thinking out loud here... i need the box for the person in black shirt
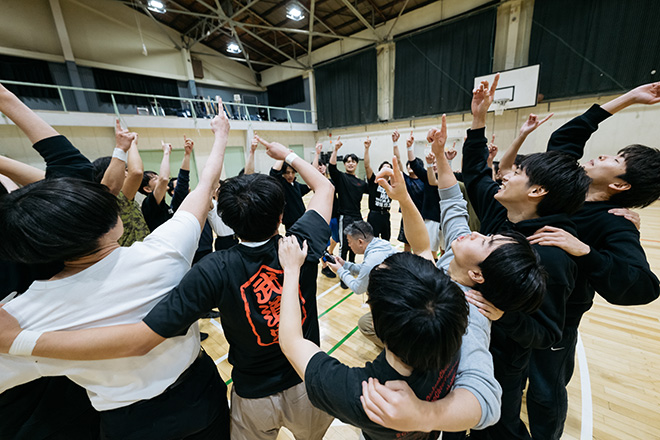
[138,141,174,232]
[363,136,392,240]
[520,82,660,440]
[270,158,311,231]
[328,137,368,268]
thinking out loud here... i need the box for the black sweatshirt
[547,104,660,326]
[328,163,367,217]
[408,157,441,222]
[462,127,577,371]
[270,167,310,228]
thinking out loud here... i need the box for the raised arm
[376,157,433,261]
[177,105,230,227]
[101,120,136,196]
[425,152,438,186]
[0,155,45,186]
[391,130,403,170]
[257,136,334,224]
[245,135,258,175]
[277,236,321,379]
[329,136,341,166]
[152,141,171,204]
[405,131,415,163]
[428,115,456,190]
[363,137,373,180]
[499,113,553,175]
[328,137,343,182]
[312,142,323,170]
[0,82,58,143]
[122,135,144,201]
[170,136,193,211]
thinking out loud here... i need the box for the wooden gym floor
[199,197,660,440]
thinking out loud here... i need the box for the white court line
[214,353,229,365]
[576,331,593,440]
[317,282,341,301]
[209,318,223,334]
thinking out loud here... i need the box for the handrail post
[57,87,67,112]
[110,94,121,120]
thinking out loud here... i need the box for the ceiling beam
[213,1,257,76]
[364,0,388,22]
[185,0,260,47]
[385,0,410,40]
[307,0,315,59]
[339,0,379,38]
[233,22,309,69]
[231,21,378,42]
[239,7,308,55]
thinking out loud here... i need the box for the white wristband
[407,146,414,152]
[392,141,398,148]
[9,329,42,356]
[284,152,299,165]
[112,148,128,163]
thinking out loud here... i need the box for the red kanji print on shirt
[240,264,307,346]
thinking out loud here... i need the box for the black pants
[0,377,99,440]
[339,214,361,263]
[526,325,578,440]
[100,350,230,440]
[367,210,391,240]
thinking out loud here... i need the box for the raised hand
[608,208,641,230]
[183,135,194,154]
[427,114,447,160]
[334,136,343,151]
[406,131,414,149]
[425,151,436,165]
[315,142,323,155]
[255,135,291,161]
[210,98,230,136]
[471,73,500,118]
[360,378,432,432]
[115,119,136,152]
[392,130,400,143]
[376,156,408,202]
[445,143,457,161]
[465,290,504,321]
[628,81,660,105]
[161,140,172,155]
[250,136,259,153]
[487,144,498,162]
[364,136,372,149]
[519,113,554,137]
[528,225,590,256]
[278,236,308,270]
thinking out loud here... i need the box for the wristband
[392,141,398,148]
[112,148,128,163]
[284,152,299,165]
[9,329,42,356]
[407,146,414,152]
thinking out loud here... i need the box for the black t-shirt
[270,168,311,229]
[306,351,458,440]
[367,174,391,212]
[144,210,330,398]
[141,193,173,232]
[408,158,440,222]
[328,163,368,217]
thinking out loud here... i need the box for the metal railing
[0,79,315,125]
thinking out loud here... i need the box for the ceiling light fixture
[147,0,166,13]
[286,3,305,21]
[227,42,242,54]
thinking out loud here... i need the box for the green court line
[225,378,233,386]
[318,291,354,318]
[327,326,360,355]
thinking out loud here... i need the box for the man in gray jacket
[326,220,397,346]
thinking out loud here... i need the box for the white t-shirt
[1,211,202,411]
[207,199,235,237]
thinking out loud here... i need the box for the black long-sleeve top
[408,157,441,222]
[547,104,660,326]
[328,163,367,218]
[270,167,310,229]
[171,169,213,254]
[462,127,577,371]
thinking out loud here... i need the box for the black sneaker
[340,280,348,289]
[200,332,209,342]
[321,266,336,278]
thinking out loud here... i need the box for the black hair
[92,156,112,184]
[610,144,660,208]
[216,174,284,241]
[0,181,7,197]
[0,178,120,264]
[378,161,392,171]
[368,252,468,372]
[138,171,157,195]
[519,151,591,217]
[477,231,547,314]
[342,153,359,163]
[281,163,296,174]
[344,220,374,241]
[167,177,177,197]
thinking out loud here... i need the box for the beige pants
[230,381,333,440]
[358,312,384,349]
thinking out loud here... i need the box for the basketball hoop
[492,98,510,116]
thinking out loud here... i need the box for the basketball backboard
[474,64,540,114]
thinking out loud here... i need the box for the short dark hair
[138,171,157,195]
[0,181,7,197]
[167,177,177,197]
[91,156,112,184]
[0,178,120,264]
[610,144,660,208]
[477,231,547,314]
[344,220,374,241]
[368,252,468,372]
[342,153,359,163]
[519,151,591,217]
[378,161,392,171]
[216,174,284,241]
[281,162,296,174]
